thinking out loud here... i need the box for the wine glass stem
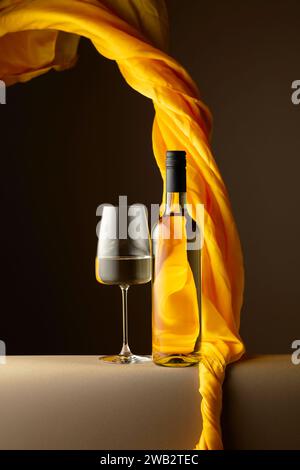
[120,285,132,357]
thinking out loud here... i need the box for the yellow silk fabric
[0,0,245,449]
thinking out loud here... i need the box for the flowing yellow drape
[0,0,245,449]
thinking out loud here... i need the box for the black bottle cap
[166,150,186,192]
[166,150,186,168]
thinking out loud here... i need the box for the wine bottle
[152,150,202,367]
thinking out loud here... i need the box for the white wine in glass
[96,204,152,364]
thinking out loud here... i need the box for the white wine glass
[96,204,152,364]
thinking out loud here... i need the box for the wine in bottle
[152,150,202,367]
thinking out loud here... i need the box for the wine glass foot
[99,354,152,364]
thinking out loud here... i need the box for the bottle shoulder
[152,214,202,249]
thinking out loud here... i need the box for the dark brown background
[0,0,299,355]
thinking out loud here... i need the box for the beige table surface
[223,354,300,449]
[1,355,298,450]
[0,356,202,450]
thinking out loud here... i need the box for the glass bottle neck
[164,192,187,215]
